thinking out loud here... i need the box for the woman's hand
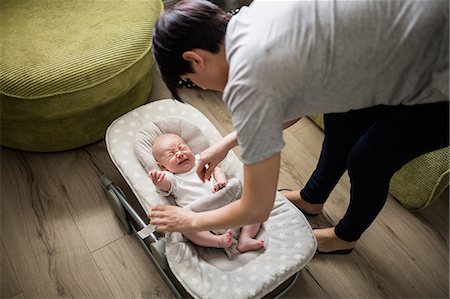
[196,131,238,181]
[196,143,229,181]
[149,205,198,232]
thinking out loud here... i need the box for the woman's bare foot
[216,229,233,248]
[314,227,356,253]
[280,190,324,215]
[236,238,264,253]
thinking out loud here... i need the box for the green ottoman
[308,114,449,211]
[0,0,163,152]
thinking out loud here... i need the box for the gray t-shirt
[223,0,448,165]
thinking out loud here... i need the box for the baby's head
[152,133,196,174]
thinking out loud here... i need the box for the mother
[149,0,448,254]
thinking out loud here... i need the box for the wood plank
[358,197,448,297]
[148,66,172,101]
[418,187,449,245]
[29,147,125,252]
[82,140,149,226]
[11,293,24,299]
[92,234,174,299]
[0,240,21,298]
[0,148,113,298]
[282,268,328,298]
[279,118,324,190]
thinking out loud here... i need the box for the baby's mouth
[178,158,189,166]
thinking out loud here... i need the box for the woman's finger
[154,225,165,232]
[149,217,163,225]
[147,205,196,232]
[150,219,174,232]
[204,166,214,181]
[196,160,210,181]
[148,211,163,219]
[149,205,169,213]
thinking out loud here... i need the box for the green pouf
[0,0,163,152]
[389,147,449,211]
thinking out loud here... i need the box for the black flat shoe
[316,248,354,255]
[278,188,321,216]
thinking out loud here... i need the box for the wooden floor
[1,66,448,299]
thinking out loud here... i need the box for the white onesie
[156,155,242,213]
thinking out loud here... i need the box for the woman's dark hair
[152,0,230,101]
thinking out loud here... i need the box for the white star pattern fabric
[105,99,316,299]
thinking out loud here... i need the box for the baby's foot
[216,229,233,248]
[236,238,264,253]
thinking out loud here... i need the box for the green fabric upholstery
[308,114,449,211]
[0,0,163,151]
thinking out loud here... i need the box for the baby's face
[153,134,195,174]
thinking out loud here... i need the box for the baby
[149,133,264,253]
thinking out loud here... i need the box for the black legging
[300,101,449,242]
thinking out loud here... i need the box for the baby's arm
[212,166,227,192]
[149,170,172,193]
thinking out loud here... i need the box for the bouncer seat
[103,99,317,299]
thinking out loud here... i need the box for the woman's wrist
[190,211,203,232]
[222,131,238,151]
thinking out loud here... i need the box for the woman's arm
[195,120,296,182]
[149,153,280,232]
[195,153,280,228]
[283,118,301,129]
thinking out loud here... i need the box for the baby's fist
[213,181,227,192]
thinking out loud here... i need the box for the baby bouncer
[101,99,316,299]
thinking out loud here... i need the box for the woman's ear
[182,50,205,70]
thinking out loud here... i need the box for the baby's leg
[236,223,264,252]
[184,229,233,248]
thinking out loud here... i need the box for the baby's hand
[149,170,171,193]
[149,170,166,186]
[213,180,227,192]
